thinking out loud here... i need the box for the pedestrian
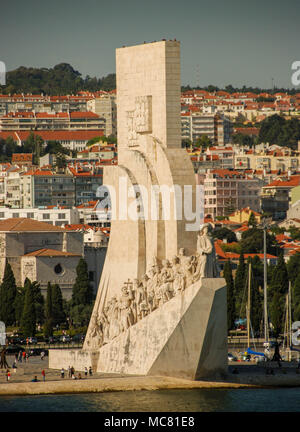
[84,367,88,377]
[68,365,71,378]
[40,351,45,361]
[78,373,82,380]
[31,376,39,382]
[26,352,29,363]
[41,370,45,382]
[89,366,92,376]
[6,369,10,381]
[22,351,26,363]
[12,360,17,369]
[18,350,22,363]
[61,368,65,379]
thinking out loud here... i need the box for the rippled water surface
[1,388,300,412]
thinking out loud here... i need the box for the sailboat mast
[263,225,269,343]
[247,262,251,348]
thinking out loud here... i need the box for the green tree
[31,281,44,324]
[287,252,300,285]
[269,253,289,336]
[0,261,17,325]
[14,286,25,326]
[212,227,237,243]
[51,284,66,327]
[292,272,300,322]
[234,252,247,316]
[224,260,235,331]
[20,279,36,337]
[71,259,94,306]
[248,212,257,228]
[44,282,53,337]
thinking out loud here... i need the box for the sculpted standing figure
[194,223,219,279]
[118,282,135,332]
[159,259,174,305]
[171,255,185,294]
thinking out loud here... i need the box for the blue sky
[1,0,300,88]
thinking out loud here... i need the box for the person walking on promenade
[89,366,92,376]
[41,370,45,382]
[61,368,65,379]
[22,351,26,363]
[71,366,75,379]
[18,350,22,363]
[84,367,88,377]
[68,365,71,378]
[6,369,11,381]
[40,351,45,361]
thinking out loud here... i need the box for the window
[58,213,66,219]
[43,214,50,220]
[27,213,34,218]
[0,212,4,218]
[54,263,63,274]
[12,213,19,218]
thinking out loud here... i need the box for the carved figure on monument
[193,223,219,279]
[107,296,120,340]
[158,259,174,305]
[118,282,135,332]
[171,255,185,294]
[89,313,103,348]
[145,268,157,312]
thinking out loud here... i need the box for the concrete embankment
[2,373,300,396]
[0,375,262,396]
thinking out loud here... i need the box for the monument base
[49,278,227,380]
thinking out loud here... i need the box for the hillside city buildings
[1,87,300,298]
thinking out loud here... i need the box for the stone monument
[49,40,227,380]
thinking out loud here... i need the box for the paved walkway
[2,355,300,396]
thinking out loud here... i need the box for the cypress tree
[31,281,44,324]
[234,251,246,316]
[248,212,257,228]
[293,272,300,321]
[44,282,53,337]
[14,286,25,326]
[72,258,93,306]
[269,252,289,336]
[20,279,36,337]
[52,284,65,326]
[224,260,235,331]
[0,261,17,326]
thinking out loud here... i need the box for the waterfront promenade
[1,355,300,396]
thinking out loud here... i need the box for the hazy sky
[1,0,300,88]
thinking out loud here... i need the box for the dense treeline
[0,63,116,95]
[258,115,300,149]
[0,258,94,337]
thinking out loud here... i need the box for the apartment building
[260,175,300,220]
[0,111,105,132]
[67,164,103,205]
[181,113,232,145]
[197,169,262,218]
[87,94,117,136]
[0,206,80,226]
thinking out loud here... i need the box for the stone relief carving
[86,224,219,349]
[126,95,152,147]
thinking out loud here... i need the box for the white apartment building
[181,113,232,145]
[0,207,80,226]
[87,94,117,136]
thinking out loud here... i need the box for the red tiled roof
[0,218,67,232]
[24,248,80,257]
[15,130,104,142]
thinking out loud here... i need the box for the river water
[0,388,300,412]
